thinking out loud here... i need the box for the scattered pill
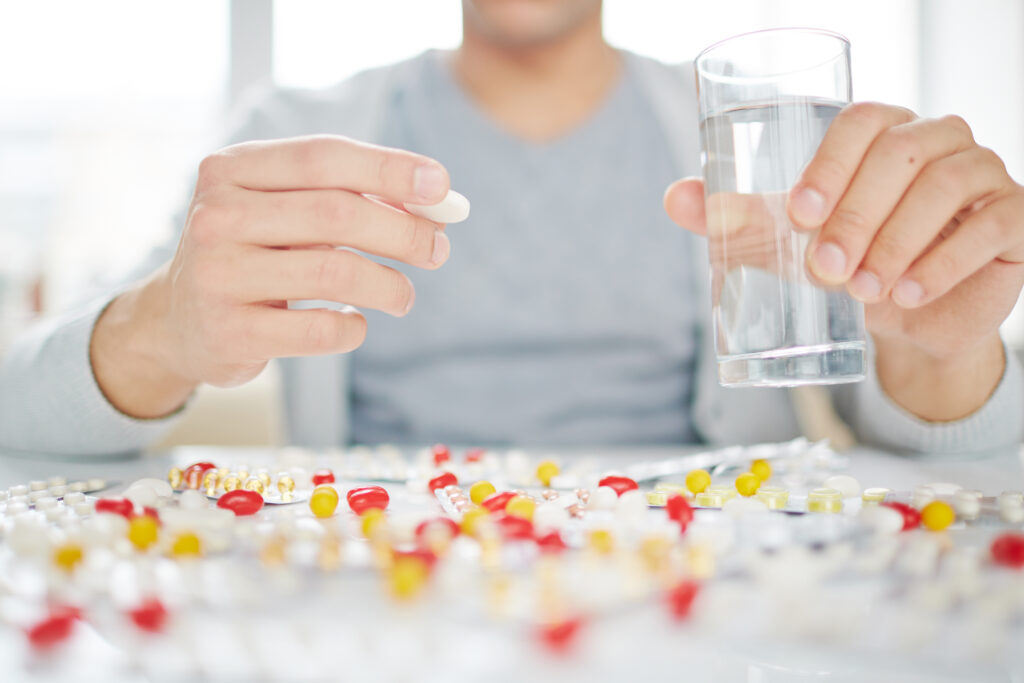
[310,486,339,518]
[403,189,471,224]
[920,501,955,531]
[735,472,761,497]
[685,469,711,494]
[823,475,861,499]
[750,459,772,481]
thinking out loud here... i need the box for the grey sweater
[1,51,1021,456]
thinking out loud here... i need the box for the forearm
[873,333,1005,422]
[90,269,197,419]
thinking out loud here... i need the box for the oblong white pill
[403,190,470,224]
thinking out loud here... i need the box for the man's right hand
[90,135,452,419]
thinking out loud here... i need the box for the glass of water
[696,28,865,387]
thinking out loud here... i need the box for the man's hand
[665,102,1024,421]
[91,135,453,419]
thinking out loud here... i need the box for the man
[1,0,1021,454]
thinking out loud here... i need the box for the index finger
[788,102,916,229]
[209,135,450,205]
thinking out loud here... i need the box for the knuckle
[382,268,414,313]
[319,190,356,226]
[927,247,960,281]
[400,217,434,262]
[939,113,974,142]
[843,101,888,128]
[807,155,850,190]
[314,251,353,293]
[866,229,911,270]
[829,205,871,238]
[196,153,227,189]
[924,160,968,197]
[303,313,343,353]
[977,146,1008,175]
[878,126,922,163]
[188,201,235,246]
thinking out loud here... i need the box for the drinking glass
[696,28,866,386]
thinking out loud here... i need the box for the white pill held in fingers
[403,190,470,224]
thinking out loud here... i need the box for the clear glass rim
[696,27,850,83]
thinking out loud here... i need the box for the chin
[463,0,602,47]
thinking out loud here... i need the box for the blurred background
[1,0,1022,445]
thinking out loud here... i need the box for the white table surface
[1,444,1022,683]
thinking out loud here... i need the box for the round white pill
[179,489,207,510]
[47,476,67,487]
[86,478,107,491]
[68,481,88,493]
[823,475,861,499]
[63,492,86,506]
[403,190,470,224]
[533,502,570,531]
[858,505,904,535]
[125,484,158,508]
[48,485,68,498]
[954,490,982,520]
[34,496,58,511]
[127,478,174,499]
[589,486,619,511]
[616,489,648,520]
[29,480,47,492]
[9,484,29,497]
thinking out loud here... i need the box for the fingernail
[790,186,828,227]
[811,242,847,280]
[403,289,416,315]
[848,269,882,301]
[893,278,924,307]
[413,164,447,203]
[430,231,450,266]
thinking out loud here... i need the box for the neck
[452,13,620,141]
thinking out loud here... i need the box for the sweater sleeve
[833,340,1023,456]
[0,296,184,456]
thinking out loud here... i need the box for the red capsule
[311,469,336,486]
[128,598,168,633]
[881,502,921,531]
[26,609,80,650]
[536,530,567,553]
[95,497,134,519]
[216,489,264,516]
[428,472,458,492]
[346,486,390,515]
[667,579,700,620]
[597,475,639,496]
[464,448,486,463]
[431,444,451,466]
[182,462,216,490]
[991,533,1024,569]
[415,517,460,543]
[666,494,694,530]
[538,617,582,654]
[496,514,534,541]
[481,491,516,513]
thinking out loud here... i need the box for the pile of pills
[0,440,1022,674]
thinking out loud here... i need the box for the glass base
[718,342,865,387]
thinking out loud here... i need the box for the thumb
[663,177,707,235]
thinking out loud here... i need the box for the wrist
[873,333,1006,422]
[89,269,197,419]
